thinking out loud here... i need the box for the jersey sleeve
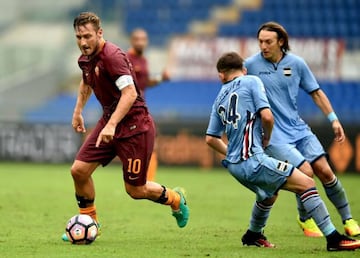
[77,57,91,85]
[298,58,320,94]
[244,59,251,72]
[104,48,134,84]
[206,104,224,138]
[251,76,271,112]
[244,54,259,75]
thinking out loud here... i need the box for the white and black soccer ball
[65,214,98,244]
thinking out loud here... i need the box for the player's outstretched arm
[310,89,345,142]
[72,79,92,133]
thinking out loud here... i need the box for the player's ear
[243,67,247,75]
[97,28,103,38]
[278,38,284,48]
[218,72,225,82]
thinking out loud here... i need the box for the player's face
[75,23,103,57]
[258,30,284,63]
[131,30,148,54]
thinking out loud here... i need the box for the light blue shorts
[265,134,325,168]
[226,153,294,202]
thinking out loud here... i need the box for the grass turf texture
[0,162,359,258]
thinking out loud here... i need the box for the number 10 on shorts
[127,158,141,174]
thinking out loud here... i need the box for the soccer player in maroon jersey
[127,28,170,181]
[127,28,170,98]
[62,12,189,241]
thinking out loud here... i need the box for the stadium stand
[122,0,359,47]
[123,0,233,45]
[24,80,360,125]
[19,0,360,125]
[0,0,87,121]
[218,0,360,48]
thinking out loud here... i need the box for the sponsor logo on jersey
[277,161,288,172]
[283,67,292,76]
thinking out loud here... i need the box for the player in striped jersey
[205,52,360,251]
[245,21,360,238]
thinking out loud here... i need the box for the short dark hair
[257,21,290,52]
[216,52,244,73]
[73,12,101,31]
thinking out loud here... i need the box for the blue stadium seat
[24,81,360,124]
[122,0,232,46]
[75,0,359,47]
[218,0,360,46]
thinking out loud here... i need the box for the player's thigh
[296,134,326,164]
[283,168,315,194]
[266,143,305,168]
[227,154,294,202]
[227,161,267,201]
[116,129,155,187]
[75,119,117,167]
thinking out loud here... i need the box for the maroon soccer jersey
[127,49,149,97]
[78,41,149,138]
[76,41,155,185]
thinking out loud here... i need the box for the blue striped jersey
[206,75,270,163]
[245,52,320,144]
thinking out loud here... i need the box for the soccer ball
[65,214,98,244]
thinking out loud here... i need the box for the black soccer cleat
[241,230,275,248]
[327,233,360,251]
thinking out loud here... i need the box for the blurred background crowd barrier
[0,0,359,172]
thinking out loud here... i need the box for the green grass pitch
[0,162,359,257]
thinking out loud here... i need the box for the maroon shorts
[76,116,155,186]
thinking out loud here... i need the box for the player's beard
[83,41,100,58]
[134,46,144,56]
[261,51,271,59]
[262,51,276,63]
[81,46,91,56]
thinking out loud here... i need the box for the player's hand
[332,120,345,143]
[72,113,86,133]
[162,69,171,81]
[262,137,270,149]
[95,124,115,147]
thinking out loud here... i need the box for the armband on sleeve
[115,75,134,90]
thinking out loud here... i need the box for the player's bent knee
[261,195,277,206]
[299,162,314,178]
[70,165,89,182]
[301,176,316,191]
[126,191,145,200]
[287,169,316,194]
[125,185,146,199]
[313,165,335,183]
[70,161,98,182]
